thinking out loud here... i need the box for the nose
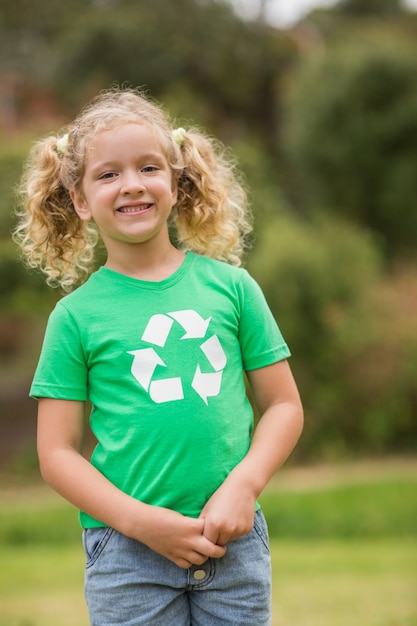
[121,170,145,195]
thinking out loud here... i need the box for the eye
[99,171,117,180]
[142,165,159,173]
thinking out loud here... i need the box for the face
[71,123,177,255]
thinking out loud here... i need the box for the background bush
[2,0,417,465]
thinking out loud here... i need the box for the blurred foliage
[248,215,394,459]
[0,143,57,316]
[1,0,417,462]
[284,35,417,257]
[1,472,416,543]
[336,0,404,16]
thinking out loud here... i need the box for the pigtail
[14,87,252,291]
[173,130,252,266]
[13,135,98,291]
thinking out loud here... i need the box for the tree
[247,213,417,458]
[52,0,294,154]
[336,0,404,16]
[284,38,417,258]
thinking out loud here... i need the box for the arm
[199,359,303,545]
[37,398,226,568]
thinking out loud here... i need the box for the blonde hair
[14,87,252,291]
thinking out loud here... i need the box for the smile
[117,204,152,214]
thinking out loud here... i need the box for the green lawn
[1,459,416,625]
[1,540,416,626]
[0,544,87,626]
[271,539,417,626]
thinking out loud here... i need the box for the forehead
[84,123,169,164]
[90,122,163,149]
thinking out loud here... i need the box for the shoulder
[50,270,104,318]
[189,253,249,283]
[187,254,265,305]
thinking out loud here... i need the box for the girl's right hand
[37,398,226,570]
[131,505,227,569]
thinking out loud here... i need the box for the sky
[229,0,417,28]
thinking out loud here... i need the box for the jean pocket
[83,527,115,568]
[253,509,270,553]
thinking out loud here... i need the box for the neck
[104,240,186,282]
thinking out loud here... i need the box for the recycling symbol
[128,310,227,405]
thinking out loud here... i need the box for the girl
[14,87,303,626]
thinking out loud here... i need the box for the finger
[200,517,221,544]
[202,538,227,558]
[202,521,232,547]
[188,552,209,566]
[173,552,209,568]
[175,558,194,569]
[202,526,220,545]
[215,532,232,547]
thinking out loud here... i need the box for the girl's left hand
[198,475,257,546]
[199,359,304,548]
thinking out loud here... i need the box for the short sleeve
[30,303,88,400]
[238,270,291,371]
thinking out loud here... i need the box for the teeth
[119,205,150,213]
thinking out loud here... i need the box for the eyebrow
[89,152,166,172]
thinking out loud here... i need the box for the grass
[1,458,416,625]
[271,539,417,626]
[0,544,87,626]
[260,478,417,538]
[1,540,415,626]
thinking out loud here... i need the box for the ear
[70,190,92,221]
[171,179,178,207]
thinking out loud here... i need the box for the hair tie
[56,133,69,155]
[172,127,187,147]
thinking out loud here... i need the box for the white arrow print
[150,378,184,403]
[128,348,165,391]
[141,314,174,347]
[192,365,223,405]
[128,310,226,404]
[200,335,227,371]
[128,348,183,402]
[168,310,211,339]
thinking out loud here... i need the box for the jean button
[193,569,206,580]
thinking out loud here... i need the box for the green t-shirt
[31,253,290,527]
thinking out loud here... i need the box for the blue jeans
[83,509,272,625]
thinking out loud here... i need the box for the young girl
[14,87,303,626]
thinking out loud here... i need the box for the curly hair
[14,87,252,291]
